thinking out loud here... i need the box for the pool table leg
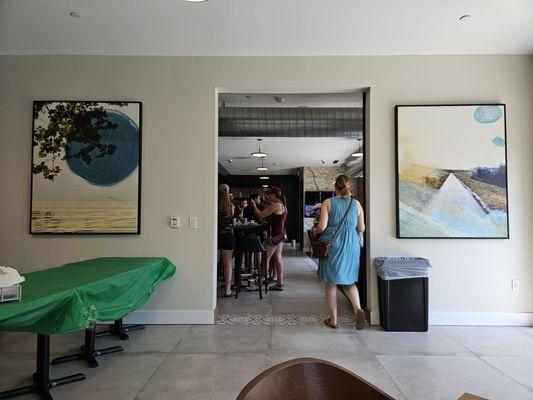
[0,334,85,400]
[52,324,123,368]
[94,318,145,341]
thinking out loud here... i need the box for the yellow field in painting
[31,202,138,233]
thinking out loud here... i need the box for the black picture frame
[30,100,143,235]
[395,103,509,239]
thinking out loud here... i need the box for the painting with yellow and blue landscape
[31,101,142,234]
[396,104,508,239]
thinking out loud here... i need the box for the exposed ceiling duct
[219,107,363,138]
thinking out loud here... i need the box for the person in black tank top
[251,186,287,291]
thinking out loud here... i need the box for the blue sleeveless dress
[318,197,360,285]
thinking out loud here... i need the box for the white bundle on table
[0,266,25,288]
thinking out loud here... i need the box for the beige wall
[1,55,532,324]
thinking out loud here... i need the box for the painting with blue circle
[31,101,142,234]
[396,104,508,239]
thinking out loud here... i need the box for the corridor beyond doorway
[217,251,357,326]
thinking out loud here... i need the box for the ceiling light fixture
[69,11,82,18]
[259,176,270,180]
[351,138,363,157]
[274,96,286,104]
[251,138,268,158]
[459,14,471,22]
[262,184,269,188]
[256,159,269,171]
[183,0,209,2]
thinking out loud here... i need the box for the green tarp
[0,257,175,335]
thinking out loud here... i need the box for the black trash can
[374,257,430,332]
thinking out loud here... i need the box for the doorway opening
[215,90,368,326]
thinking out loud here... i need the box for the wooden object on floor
[236,358,395,400]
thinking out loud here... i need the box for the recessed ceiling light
[259,176,270,180]
[332,160,339,164]
[257,167,269,171]
[184,0,209,2]
[351,152,363,157]
[459,14,471,22]
[274,96,286,103]
[262,184,269,188]
[226,159,232,163]
[69,11,82,18]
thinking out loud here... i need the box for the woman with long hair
[251,186,287,291]
[218,184,235,297]
[315,175,366,330]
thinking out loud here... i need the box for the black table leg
[94,319,145,341]
[0,334,85,400]
[52,324,123,368]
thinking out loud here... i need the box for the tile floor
[0,252,532,400]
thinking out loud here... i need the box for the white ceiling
[219,137,361,176]
[1,0,532,56]
[220,93,363,108]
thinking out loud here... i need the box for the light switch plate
[170,216,180,228]
[189,217,198,229]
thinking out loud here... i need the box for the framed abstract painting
[30,101,142,234]
[395,104,509,239]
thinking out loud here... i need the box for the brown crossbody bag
[311,198,353,259]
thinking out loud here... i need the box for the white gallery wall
[0,55,532,325]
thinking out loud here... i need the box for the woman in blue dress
[316,175,366,330]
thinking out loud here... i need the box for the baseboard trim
[429,312,533,326]
[124,310,214,325]
[370,311,533,327]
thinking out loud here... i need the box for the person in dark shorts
[251,186,287,291]
[218,184,235,297]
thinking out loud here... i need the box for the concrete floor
[1,252,532,400]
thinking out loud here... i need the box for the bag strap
[328,198,354,245]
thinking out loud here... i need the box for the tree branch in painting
[32,101,128,180]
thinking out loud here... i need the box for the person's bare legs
[342,284,362,312]
[344,283,366,329]
[220,249,233,295]
[325,283,338,325]
[265,245,276,280]
[272,243,284,286]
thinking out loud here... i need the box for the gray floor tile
[174,325,271,354]
[51,353,167,393]
[359,326,472,356]
[482,356,533,392]
[271,325,373,357]
[377,355,533,400]
[136,353,271,400]
[0,352,35,392]
[270,351,406,399]
[271,296,353,315]
[439,326,533,356]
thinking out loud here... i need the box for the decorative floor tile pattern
[217,313,356,326]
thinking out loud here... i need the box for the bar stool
[234,235,266,299]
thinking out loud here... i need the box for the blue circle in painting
[474,106,502,124]
[66,109,139,186]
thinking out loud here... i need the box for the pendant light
[251,139,268,158]
[259,176,270,180]
[351,138,363,157]
[257,158,269,171]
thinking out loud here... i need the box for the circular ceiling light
[259,176,270,180]
[69,11,82,18]
[256,158,269,171]
[459,14,471,21]
[262,184,269,188]
[251,139,268,158]
[351,152,363,157]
